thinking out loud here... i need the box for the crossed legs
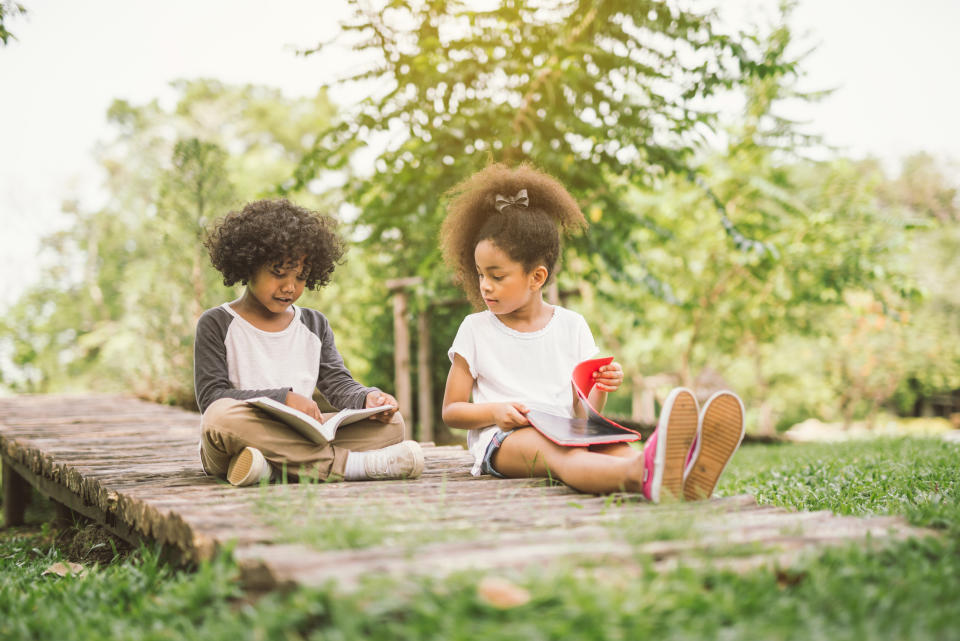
[200,397,404,481]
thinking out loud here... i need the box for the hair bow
[494,189,529,213]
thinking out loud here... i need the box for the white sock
[343,451,368,481]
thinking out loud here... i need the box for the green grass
[2,437,959,640]
[0,532,248,641]
[718,438,960,532]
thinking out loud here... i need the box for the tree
[282,0,799,434]
[0,1,26,46]
[0,80,340,404]
[157,139,236,324]
[290,0,788,289]
[882,154,960,416]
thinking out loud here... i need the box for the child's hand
[492,402,530,430]
[286,391,324,422]
[365,390,399,423]
[592,361,624,393]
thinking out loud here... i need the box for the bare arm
[441,354,530,430]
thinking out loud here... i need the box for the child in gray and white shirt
[195,198,423,486]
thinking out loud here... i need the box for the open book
[246,396,397,445]
[524,356,641,447]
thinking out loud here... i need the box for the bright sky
[0,0,958,306]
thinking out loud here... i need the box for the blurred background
[1,0,957,443]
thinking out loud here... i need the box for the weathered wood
[0,394,938,595]
[1,452,145,544]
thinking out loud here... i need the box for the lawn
[2,437,959,640]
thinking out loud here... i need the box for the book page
[246,397,396,445]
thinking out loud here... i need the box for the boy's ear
[529,265,549,290]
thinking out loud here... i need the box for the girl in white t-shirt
[440,164,745,501]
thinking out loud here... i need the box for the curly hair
[440,163,586,307]
[203,199,345,290]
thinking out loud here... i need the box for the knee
[201,398,244,439]
[387,411,405,443]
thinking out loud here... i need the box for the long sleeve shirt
[193,302,376,414]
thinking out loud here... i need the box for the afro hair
[203,198,345,290]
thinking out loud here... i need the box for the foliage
[291,0,791,287]
[553,18,949,433]
[1,3,957,436]
[286,1,958,435]
[764,156,960,428]
[883,155,960,412]
[0,80,340,405]
[284,0,818,433]
[0,1,26,45]
[580,153,933,431]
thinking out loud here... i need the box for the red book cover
[525,356,641,447]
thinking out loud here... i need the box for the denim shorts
[480,428,515,478]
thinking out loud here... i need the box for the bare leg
[492,428,645,494]
[588,442,637,458]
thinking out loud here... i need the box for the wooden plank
[0,394,940,595]
[231,501,937,591]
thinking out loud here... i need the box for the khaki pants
[200,398,405,481]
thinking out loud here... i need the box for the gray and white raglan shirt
[193,302,376,414]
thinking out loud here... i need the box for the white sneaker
[227,446,273,486]
[363,441,425,480]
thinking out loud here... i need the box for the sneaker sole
[654,389,699,502]
[227,447,267,486]
[683,392,745,501]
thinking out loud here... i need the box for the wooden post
[2,458,30,527]
[632,380,657,425]
[417,308,434,443]
[547,280,560,305]
[386,277,422,441]
[631,376,645,421]
[393,289,413,439]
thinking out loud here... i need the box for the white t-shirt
[447,306,599,476]
[194,302,375,414]
[220,303,321,400]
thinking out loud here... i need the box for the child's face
[474,239,545,314]
[246,256,307,314]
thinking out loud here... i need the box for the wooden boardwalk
[0,395,933,591]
